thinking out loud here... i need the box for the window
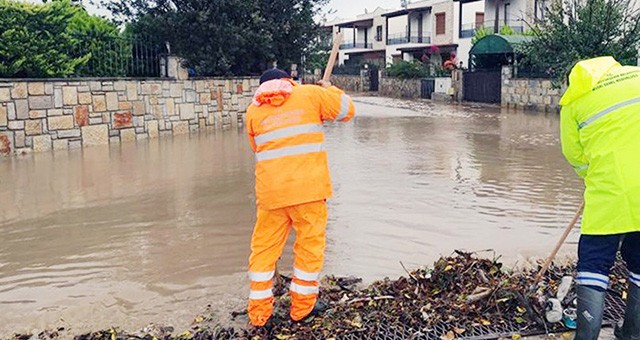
[376,25,383,41]
[435,13,446,35]
[475,12,485,29]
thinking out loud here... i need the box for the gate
[369,65,379,91]
[421,79,435,99]
[463,70,502,103]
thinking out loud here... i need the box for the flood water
[0,97,584,336]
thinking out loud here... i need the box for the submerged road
[0,97,583,336]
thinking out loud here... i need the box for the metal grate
[223,261,629,340]
[335,261,628,340]
[72,34,167,78]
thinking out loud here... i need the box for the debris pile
[11,251,629,340]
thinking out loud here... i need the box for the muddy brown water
[0,97,584,337]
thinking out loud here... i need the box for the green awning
[469,35,533,55]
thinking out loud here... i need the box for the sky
[20,0,405,20]
[327,0,402,19]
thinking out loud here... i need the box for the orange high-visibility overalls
[245,78,355,326]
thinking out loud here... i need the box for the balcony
[387,32,432,45]
[387,33,409,45]
[410,35,432,44]
[339,42,374,50]
[460,20,525,38]
[460,23,481,38]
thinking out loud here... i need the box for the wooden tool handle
[534,201,585,283]
[323,32,344,82]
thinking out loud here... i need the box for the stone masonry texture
[501,66,564,113]
[0,77,259,156]
[303,71,422,100]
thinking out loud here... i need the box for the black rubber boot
[296,300,329,323]
[575,285,607,340]
[310,300,329,316]
[615,283,640,340]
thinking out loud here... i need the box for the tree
[471,26,494,45]
[0,0,128,78]
[69,5,132,77]
[0,0,88,77]
[95,0,329,76]
[520,0,640,81]
[303,28,332,72]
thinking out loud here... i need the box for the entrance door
[369,66,379,91]
[463,70,502,103]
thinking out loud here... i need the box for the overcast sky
[20,0,405,20]
[327,0,401,19]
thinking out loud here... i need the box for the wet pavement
[0,96,584,336]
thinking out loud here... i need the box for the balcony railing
[460,23,481,38]
[387,32,432,45]
[460,20,526,38]
[485,20,525,33]
[339,42,374,50]
[410,35,431,44]
[387,33,409,45]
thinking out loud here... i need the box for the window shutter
[436,13,446,35]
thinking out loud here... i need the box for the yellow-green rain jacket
[560,56,640,235]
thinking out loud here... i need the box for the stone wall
[501,66,564,113]
[331,75,366,92]
[304,70,453,101]
[303,74,367,92]
[379,78,422,99]
[0,77,259,156]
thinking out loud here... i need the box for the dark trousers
[577,232,640,291]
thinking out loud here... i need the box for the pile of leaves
[11,251,629,340]
[239,251,578,339]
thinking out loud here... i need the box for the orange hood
[252,79,296,107]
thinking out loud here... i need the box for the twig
[494,297,504,318]
[346,295,395,305]
[477,269,490,284]
[338,282,355,292]
[469,248,496,255]
[461,261,478,276]
[231,310,247,319]
[466,287,493,303]
[400,261,419,282]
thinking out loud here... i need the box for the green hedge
[0,0,126,78]
[386,60,451,79]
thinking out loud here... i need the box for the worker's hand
[317,80,332,88]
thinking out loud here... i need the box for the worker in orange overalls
[443,52,458,70]
[245,69,356,327]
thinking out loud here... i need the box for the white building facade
[323,0,487,69]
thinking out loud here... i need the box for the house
[329,7,390,66]
[456,0,538,37]
[382,1,436,64]
[323,0,485,69]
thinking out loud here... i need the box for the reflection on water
[0,97,583,336]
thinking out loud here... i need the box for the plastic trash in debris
[546,298,563,323]
[563,308,577,329]
[557,276,573,302]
